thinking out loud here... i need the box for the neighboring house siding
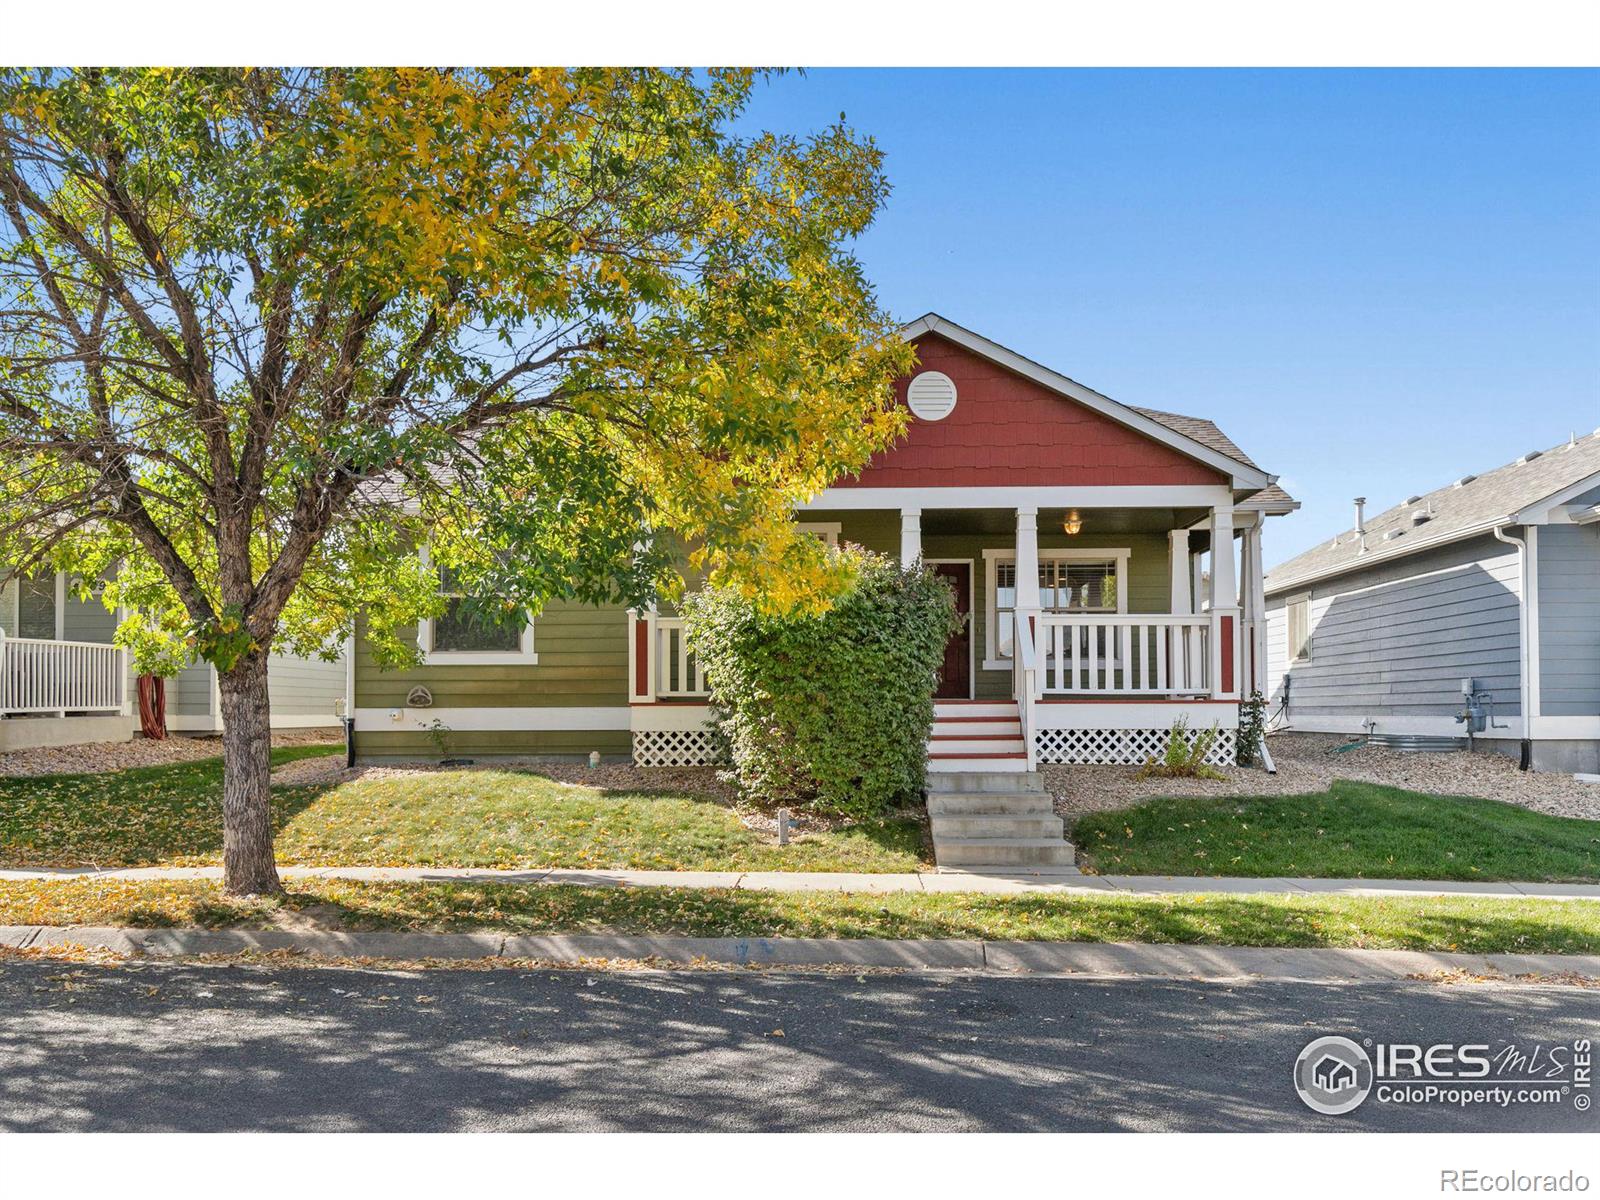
[1266,533,1523,726]
[169,662,216,719]
[268,653,346,723]
[1537,523,1600,716]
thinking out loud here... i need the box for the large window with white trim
[983,548,1130,666]
[418,556,538,665]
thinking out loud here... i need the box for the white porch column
[1168,530,1192,613]
[1014,507,1041,614]
[1244,520,1267,697]
[899,508,922,568]
[1209,505,1239,699]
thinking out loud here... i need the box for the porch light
[1062,509,1083,536]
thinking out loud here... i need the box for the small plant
[421,718,454,761]
[1237,690,1267,766]
[1138,716,1226,780]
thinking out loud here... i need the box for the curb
[6,925,1600,983]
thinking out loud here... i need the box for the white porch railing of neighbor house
[648,616,708,699]
[0,634,125,715]
[1036,613,1212,696]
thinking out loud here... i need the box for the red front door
[932,562,971,700]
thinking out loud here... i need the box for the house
[1263,432,1600,774]
[1312,1055,1357,1094]
[350,313,1296,771]
[0,569,346,752]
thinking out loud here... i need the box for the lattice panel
[632,729,723,767]
[1034,727,1236,767]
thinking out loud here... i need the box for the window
[982,548,1129,667]
[1,572,60,640]
[418,558,538,664]
[1287,594,1312,662]
[795,522,841,547]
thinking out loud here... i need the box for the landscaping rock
[1044,732,1600,822]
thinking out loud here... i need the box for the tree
[0,68,911,894]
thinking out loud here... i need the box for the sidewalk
[5,922,1599,982]
[5,864,1600,900]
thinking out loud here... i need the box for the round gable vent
[906,370,957,421]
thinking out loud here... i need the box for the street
[1,958,1595,1131]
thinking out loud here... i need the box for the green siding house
[351,314,1296,770]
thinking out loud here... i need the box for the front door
[932,562,971,699]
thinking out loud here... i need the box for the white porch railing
[1036,613,1212,696]
[0,634,125,715]
[650,616,708,699]
[1011,610,1039,768]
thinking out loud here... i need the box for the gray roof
[1130,406,1298,511]
[1265,430,1600,594]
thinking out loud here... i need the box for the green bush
[1137,715,1225,781]
[683,552,962,819]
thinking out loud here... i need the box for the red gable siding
[837,333,1226,488]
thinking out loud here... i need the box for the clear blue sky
[739,69,1600,568]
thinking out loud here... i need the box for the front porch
[627,495,1272,769]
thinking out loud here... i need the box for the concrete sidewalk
[4,922,1599,982]
[4,863,1600,900]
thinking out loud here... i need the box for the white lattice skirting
[1034,727,1236,767]
[632,729,724,767]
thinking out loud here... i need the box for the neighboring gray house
[0,570,346,751]
[1264,431,1600,773]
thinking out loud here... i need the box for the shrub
[1236,690,1266,766]
[1137,715,1225,781]
[683,552,962,819]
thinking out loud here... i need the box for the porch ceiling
[917,506,1210,537]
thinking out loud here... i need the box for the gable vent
[1453,474,1477,488]
[1517,449,1543,465]
[906,370,958,421]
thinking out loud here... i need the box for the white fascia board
[353,706,631,731]
[804,484,1233,511]
[900,314,1273,489]
[1512,468,1600,524]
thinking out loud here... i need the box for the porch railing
[1011,610,1040,768]
[650,616,708,699]
[0,634,125,715]
[1036,613,1211,696]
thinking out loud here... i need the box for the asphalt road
[1,958,1595,1131]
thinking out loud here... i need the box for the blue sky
[740,69,1600,568]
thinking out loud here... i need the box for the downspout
[1491,525,1533,771]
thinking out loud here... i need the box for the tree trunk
[218,650,281,895]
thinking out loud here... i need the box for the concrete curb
[5,864,1600,901]
[5,924,1599,983]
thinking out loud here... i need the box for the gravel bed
[0,730,340,779]
[1044,732,1600,823]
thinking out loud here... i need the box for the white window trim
[417,545,539,666]
[1286,591,1313,664]
[795,521,841,547]
[980,547,1131,670]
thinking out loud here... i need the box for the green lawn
[1074,780,1600,882]
[3,877,1599,956]
[0,751,927,873]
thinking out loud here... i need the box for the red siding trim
[1220,616,1235,694]
[838,334,1227,489]
[633,618,649,698]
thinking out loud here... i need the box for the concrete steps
[923,758,1076,873]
